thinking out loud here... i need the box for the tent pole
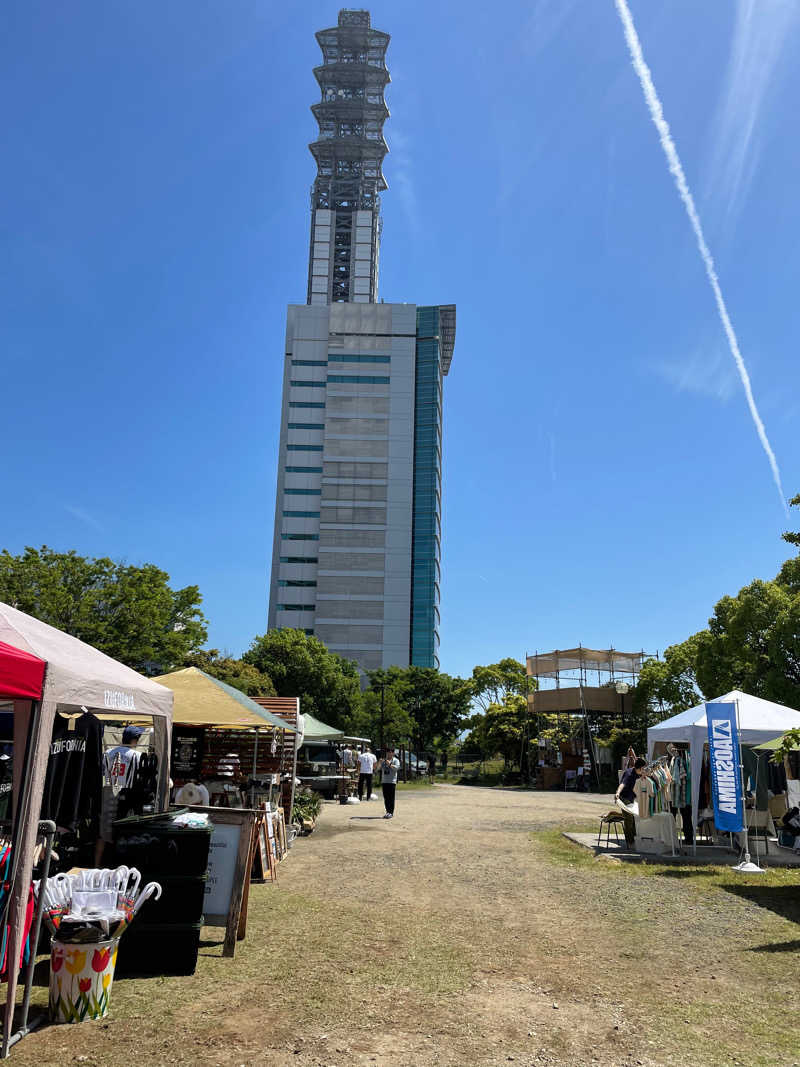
[2,693,44,1059]
[250,728,260,809]
[14,820,56,1045]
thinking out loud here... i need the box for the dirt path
[12,785,800,1066]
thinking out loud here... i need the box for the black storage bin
[114,814,212,877]
[135,875,207,925]
[116,921,203,978]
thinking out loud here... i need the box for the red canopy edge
[0,641,46,700]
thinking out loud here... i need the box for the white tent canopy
[0,601,173,1053]
[647,690,800,852]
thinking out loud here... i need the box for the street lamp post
[378,683,386,753]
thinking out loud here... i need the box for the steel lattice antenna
[306,9,390,305]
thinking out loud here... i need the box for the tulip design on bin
[49,937,119,1024]
[38,865,161,1024]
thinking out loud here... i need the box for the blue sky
[3,0,799,679]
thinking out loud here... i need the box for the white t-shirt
[103,745,141,796]
[358,751,377,774]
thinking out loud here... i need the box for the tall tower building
[267,10,455,674]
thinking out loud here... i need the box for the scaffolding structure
[526,646,646,717]
[522,646,649,788]
[307,9,390,304]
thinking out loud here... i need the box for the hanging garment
[0,756,12,822]
[0,847,35,976]
[41,713,103,832]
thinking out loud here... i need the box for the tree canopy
[182,649,276,698]
[350,665,471,753]
[463,695,527,765]
[0,545,207,671]
[634,493,800,726]
[243,628,361,728]
[469,658,529,711]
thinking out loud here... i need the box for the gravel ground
[10,784,800,1066]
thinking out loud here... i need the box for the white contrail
[613,0,788,515]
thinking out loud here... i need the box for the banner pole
[738,699,751,861]
[732,696,764,874]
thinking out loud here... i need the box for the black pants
[358,772,373,801]
[382,782,396,815]
[622,810,636,847]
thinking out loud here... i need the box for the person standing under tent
[615,756,647,848]
[379,747,401,819]
[96,725,145,863]
[357,745,377,801]
[340,744,355,770]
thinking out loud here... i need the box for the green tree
[183,649,276,698]
[243,628,360,728]
[694,579,800,707]
[355,666,470,755]
[633,635,703,723]
[469,658,528,712]
[344,680,413,749]
[398,667,472,755]
[463,696,527,766]
[0,545,207,670]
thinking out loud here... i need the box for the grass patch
[537,828,800,896]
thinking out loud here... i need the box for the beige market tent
[0,601,173,1056]
[152,667,297,732]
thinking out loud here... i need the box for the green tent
[302,712,344,740]
[755,733,800,752]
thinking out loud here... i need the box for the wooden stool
[597,811,625,848]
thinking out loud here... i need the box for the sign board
[205,822,240,916]
[184,806,256,958]
[171,727,205,778]
[706,702,744,833]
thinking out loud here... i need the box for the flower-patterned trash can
[49,938,119,1023]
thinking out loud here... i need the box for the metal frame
[306,10,390,304]
[1,819,56,1058]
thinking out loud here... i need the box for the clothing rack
[641,754,670,774]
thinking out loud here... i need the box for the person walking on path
[615,756,646,848]
[379,747,401,819]
[357,745,377,801]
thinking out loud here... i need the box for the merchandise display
[0,600,173,1056]
[36,866,162,1025]
[0,604,307,1054]
[41,711,103,835]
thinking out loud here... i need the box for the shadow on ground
[723,883,800,925]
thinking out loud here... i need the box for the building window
[277,604,316,612]
[282,511,320,518]
[289,402,325,409]
[327,375,389,385]
[284,488,322,495]
[291,360,327,367]
[287,423,324,430]
[327,355,391,364]
[278,580,317,587]
[285,466,323,474]
[281,534,320,540]
[290,380,326,387]
[287,444,324,452]
[279,556,318,564]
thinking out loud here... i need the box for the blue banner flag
[706,702,744,833]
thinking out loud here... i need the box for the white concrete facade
[268,302,417,673]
